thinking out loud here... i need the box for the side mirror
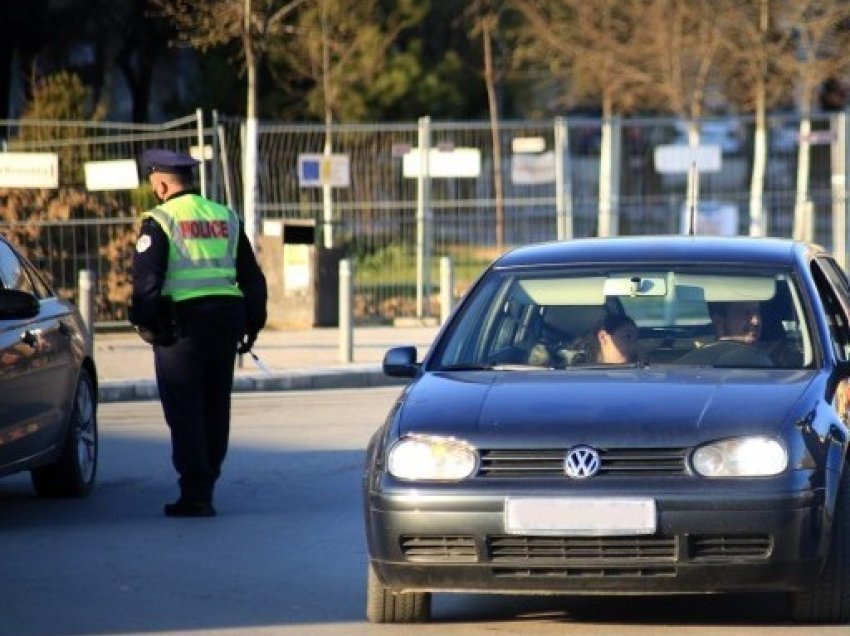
[383,346,419,378]
[0,289,39,320]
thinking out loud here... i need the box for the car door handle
[20,330,38,349]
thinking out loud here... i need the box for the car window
[435,267,813,370]
[811,259,850,361]
[18,255,54,299]
[0,241,53,299]
[0,241,36,295]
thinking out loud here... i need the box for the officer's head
[141,149,199,202]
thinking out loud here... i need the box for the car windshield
[434,267,814,370]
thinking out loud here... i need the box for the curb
[97,364,407,403]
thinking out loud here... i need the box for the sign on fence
[0,152,58,188]
[511,151,555,184]
[297,153,350,188]
[84,160,140,191]
[654,145,721,173]
[402,147,481,178]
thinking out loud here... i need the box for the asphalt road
[0,388,846,636]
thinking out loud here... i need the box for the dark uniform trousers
[153,305,243,504]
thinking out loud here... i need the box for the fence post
[416,116,432,319]
[597,115,621,237]
[831,112,847,267]
[195,108,207,198]
[243,117,259,251]
[339,258,353,363]
[78,269,95,352]
[440,256,453,325]
[554,116,573,241]
[210,109,221,203]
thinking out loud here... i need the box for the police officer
[130,148,267,518]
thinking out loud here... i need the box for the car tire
[31,368,98,498]
[791,460,850,623]
[366,561,431,623]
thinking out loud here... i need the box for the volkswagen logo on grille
[564,446,600,479]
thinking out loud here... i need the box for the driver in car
[709,300,762,344]
[682,300,773,367]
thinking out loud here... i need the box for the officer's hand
[134,325,158,345]
[236,332,256,355]
[134,325,176,347]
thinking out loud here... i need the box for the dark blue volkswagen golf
[364,236,850,624]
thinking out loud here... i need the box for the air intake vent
[690,535,772,560]
[488,535,676,562]
[400,535,478,562]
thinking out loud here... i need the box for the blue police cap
[141,149,200,175]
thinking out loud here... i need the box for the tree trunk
[794,75,813,242]
[483,17,504,251]
[748,0,768,237]
[243,0,260,249]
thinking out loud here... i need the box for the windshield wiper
[440,362,546,371]
[439,363,495,371]
[568,361,647,370]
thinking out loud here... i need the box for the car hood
[397,368,817,446]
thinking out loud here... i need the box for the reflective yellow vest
[142,194,244,302]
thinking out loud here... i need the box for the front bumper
[366,481,828,595]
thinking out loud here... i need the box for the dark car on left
[0,235,97,497]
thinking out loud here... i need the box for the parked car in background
[364,236,849,624]
[0,235,98,497]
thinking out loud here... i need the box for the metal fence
[0,110,843,326]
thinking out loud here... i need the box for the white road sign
[654,145,721,173]
[403,147,481,178]
[0,152,59,188]
[84,159,140,191]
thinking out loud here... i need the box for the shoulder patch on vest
[136,235,152,253]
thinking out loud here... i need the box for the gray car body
[364,237,850,600]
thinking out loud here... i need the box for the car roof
[493,236,823,269]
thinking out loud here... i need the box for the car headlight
[387,435,477,481]
[692,436,787,477]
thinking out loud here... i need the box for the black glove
[236,332,257,355]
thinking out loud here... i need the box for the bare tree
[152,0,304,120]
[784,0,850,241]
[636,0,740,215]
[467,0,510,250]
[512,0,649,120]
[151,0,305,247]
[512,0,649,237]
[716,0,798,236]
[271,0,423,247]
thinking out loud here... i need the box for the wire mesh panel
[0,112,845,325]
[0,114,214,324]
[248,114,846,322]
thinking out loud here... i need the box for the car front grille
[478,448,689,478]
[488,535,676,563]
[399,534,772,572]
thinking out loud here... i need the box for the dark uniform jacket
[130,191,267,344]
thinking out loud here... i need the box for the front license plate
[504,497,657,536]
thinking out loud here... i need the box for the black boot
[163,499,216,517]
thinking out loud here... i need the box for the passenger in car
[581,313,639,364]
